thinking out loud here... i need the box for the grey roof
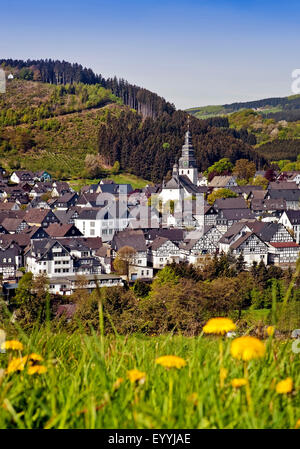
[284,210,300,224]
[268,190,300,201]
[148,236,171,251]
[215,197,248,210]
[112,229,147,252]
[219,209,255,221]
[269,181,298,190]
[219,222,251,244]
[145,228,185,242]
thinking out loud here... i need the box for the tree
[233,159,256,182]
[207,188,238,205]
[252,175,269,189]
[111,160,120,174]
[113,246,137,280]
[13,272,34,306]
[206,158,234,176]
[264,168,276,182]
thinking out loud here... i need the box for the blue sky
[1,0,299,109]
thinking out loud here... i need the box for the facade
[147,237,180,268]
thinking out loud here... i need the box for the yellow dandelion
[276,377,293,394]
[155,355,187,369]
[28,365,47,375]
[127,369,146,383]
[6,356,28,374]
[1,340,24,351]
[203,318,236,335]
[266,326,275,337]
[28,353,43,362]
[295,419,300,429]
[231,378,248,388]
[230,336,266,361]
[187,392,198,406]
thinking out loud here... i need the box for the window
[138,260,142,264]
[90,229,95,236]
[90,221,95,227]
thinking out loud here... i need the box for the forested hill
[0,60,264,181]
[186,95,300,122]
[97,109,262,182]
[0,59,175,119]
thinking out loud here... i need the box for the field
[0,328,299,429]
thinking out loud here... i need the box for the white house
[147,237,180,268]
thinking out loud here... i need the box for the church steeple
[178,119,198,185]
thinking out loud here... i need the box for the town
[0,128,299,300]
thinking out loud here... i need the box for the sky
[0,0,300,109]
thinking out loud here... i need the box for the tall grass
[0,329,299,429]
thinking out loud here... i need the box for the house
[46,223,83,238]
[268,242,300,265]
[111,229,148,267]
[216,209,255,233]
[218,222,253,253]
[147,237,180,268]
[279,210,300,243]
[75,203,132,242]
[204,205,218,227]
[48,274,124,296]
[51,182,72,198]
[246,221,294,244]
[0,242,22,279]
[1,218,28,234]
[10,170,35,184]
[53,193,78,210]
[35,170,52,182]
[208,176,237,189]
[23,209,60,228]
[0,201,20,211]
[214,197,248,211]
[180,226,222,263]
[266,190,300,210]
[229,232,269,266]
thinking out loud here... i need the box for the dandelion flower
[28,353,43,362]
[27,365,47,375]
[1,340,24,351]
[295,419,300,429]
[203,318,236,335]
[230,336,266,361]
[6,356,28,374]
[276,377,293,394]
[266,326,275,337]
[155,355,187,369]
[127,369,146,383]
[231,378,248,388]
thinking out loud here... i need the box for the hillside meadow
[0,326,299,429]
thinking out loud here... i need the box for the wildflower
[28,353,43,362]
[155,355,187,369]
[231,378,248,388]
[203,318,236,335]
[276,377,293,394]
[127,369,146,384]
[28,365,47,375]
[1,340,24,351]
[266,326,275,337]
[295,419,300,429]
[113,377,124,390]
[6,356,28,374]
[230,336,266,361]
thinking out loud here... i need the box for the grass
[69,173,151,191]
[0,328,299,429]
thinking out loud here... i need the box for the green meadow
[0,329,299,429]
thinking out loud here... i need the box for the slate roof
[111,229,147,252]
[284,210,300,225]
[269,181,298,190]
[46,223,82,237]
[268,190,300,201]
[1,218,26,232]
[148,236,170,251]
[215,197,248,210]
[219,209,255,221]
[145,228,185,242]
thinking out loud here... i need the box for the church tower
[178,127,198,185]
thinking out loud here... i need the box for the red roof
[270,242,300,248]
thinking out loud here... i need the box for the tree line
[0,59,175,119]
[97,109,264,182]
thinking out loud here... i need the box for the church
[159,128,201,203]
